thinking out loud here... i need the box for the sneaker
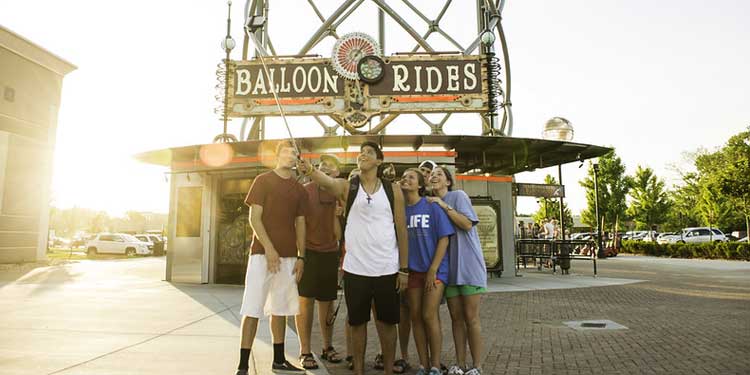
[465,368,482,375]
[448,365,465,375]
[429,367,442,375]
[272,360,305,374]
[415,366,428,375]
[235,370,248,375]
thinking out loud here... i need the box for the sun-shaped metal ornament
[332,32,381,80]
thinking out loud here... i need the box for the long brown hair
[433,165,454,191]
[404,168,426,196]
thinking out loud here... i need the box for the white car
[86,233,152,256]
[134,234,161,251]
[663,227,728,244]
[656,232,679,244]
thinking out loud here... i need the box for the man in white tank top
[298,141,408,375]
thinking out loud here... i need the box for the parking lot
[0,255,748,374]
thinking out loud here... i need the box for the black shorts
[344,272,400,326]
[298,250,340,301]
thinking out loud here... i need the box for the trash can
[558,243,571,274]
[152,241,165,256]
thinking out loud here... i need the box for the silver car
[664,227,728,244]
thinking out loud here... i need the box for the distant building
[0,26,76,262]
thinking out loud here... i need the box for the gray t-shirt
[443,190,487,287]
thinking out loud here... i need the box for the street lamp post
[593,163,605,258]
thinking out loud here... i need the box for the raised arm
[297,159,348,199]
[249,204,280,273]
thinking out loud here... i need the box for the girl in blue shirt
[399,168,455,375]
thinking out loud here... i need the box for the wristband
[296,255,305,261]
[399,267,410,274]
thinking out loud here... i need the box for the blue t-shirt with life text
[406,197,455,283]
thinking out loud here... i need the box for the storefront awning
[135,135,611,175]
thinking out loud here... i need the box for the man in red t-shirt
[295,154,343,370]
[235,140,307,375]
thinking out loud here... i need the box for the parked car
[656,232,679,244]
[663,227,728,244]
[639,231,659,242]
[623,231,651,241]
[134,234,165,255]
[570,232,592,240]
[735,236,748,243]
[86,233,152,256]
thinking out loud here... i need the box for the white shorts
[240,255,300,318]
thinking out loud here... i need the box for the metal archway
[215,0,513,142]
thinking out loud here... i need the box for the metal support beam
[371,0,435,52]
[298,0,359,55]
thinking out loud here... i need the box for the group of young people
[235,140,487,375]
[519,218,560,240]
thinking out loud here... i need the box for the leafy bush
[620,240,750,261]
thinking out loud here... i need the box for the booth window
[176,187,202,237]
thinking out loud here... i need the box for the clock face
[358,55,385,83]
[332,32,381,80]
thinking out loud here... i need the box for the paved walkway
[0,255,748,374]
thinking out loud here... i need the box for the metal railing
[515,239,597,276]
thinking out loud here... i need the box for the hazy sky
[1,0,748,216]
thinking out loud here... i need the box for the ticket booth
[137,134,609,284]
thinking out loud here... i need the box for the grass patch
[46,248,132,261]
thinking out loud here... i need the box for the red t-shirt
[304,182,338,252]
[245,171,307,258]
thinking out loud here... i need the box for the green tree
[715,127,750,241]
[532,175,573,231]
[694,142,744,231]
[90,212,109,233]
[662,173,701,231]
[579,150,630,230]
[626,166,670,230]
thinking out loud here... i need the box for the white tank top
[343,182,399,276]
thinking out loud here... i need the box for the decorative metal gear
[331,32,382,80]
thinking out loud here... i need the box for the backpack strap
[380,177,395,218]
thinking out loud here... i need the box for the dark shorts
[298,250,340,301]
[344,271,400,326]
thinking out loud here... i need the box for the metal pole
[222,1,233,139]
[558,164,566,240]
[594,163,605,258]
[297,0,358,55]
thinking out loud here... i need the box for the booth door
[215,179,253,284]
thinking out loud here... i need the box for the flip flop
[393,358,411,374]
[321,346,343,363]
[299,353,319,370]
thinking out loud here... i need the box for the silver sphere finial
[480,30,496,46]
[542,117,575,141]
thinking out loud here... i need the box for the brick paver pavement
[303,256,750,375]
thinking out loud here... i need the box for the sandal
[374,353,384,370]
[321,346,342,363]
[299,353,319,370]
[345,355,353,370]
[393,358,411,374]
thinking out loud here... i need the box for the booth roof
[134,135,611,175]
